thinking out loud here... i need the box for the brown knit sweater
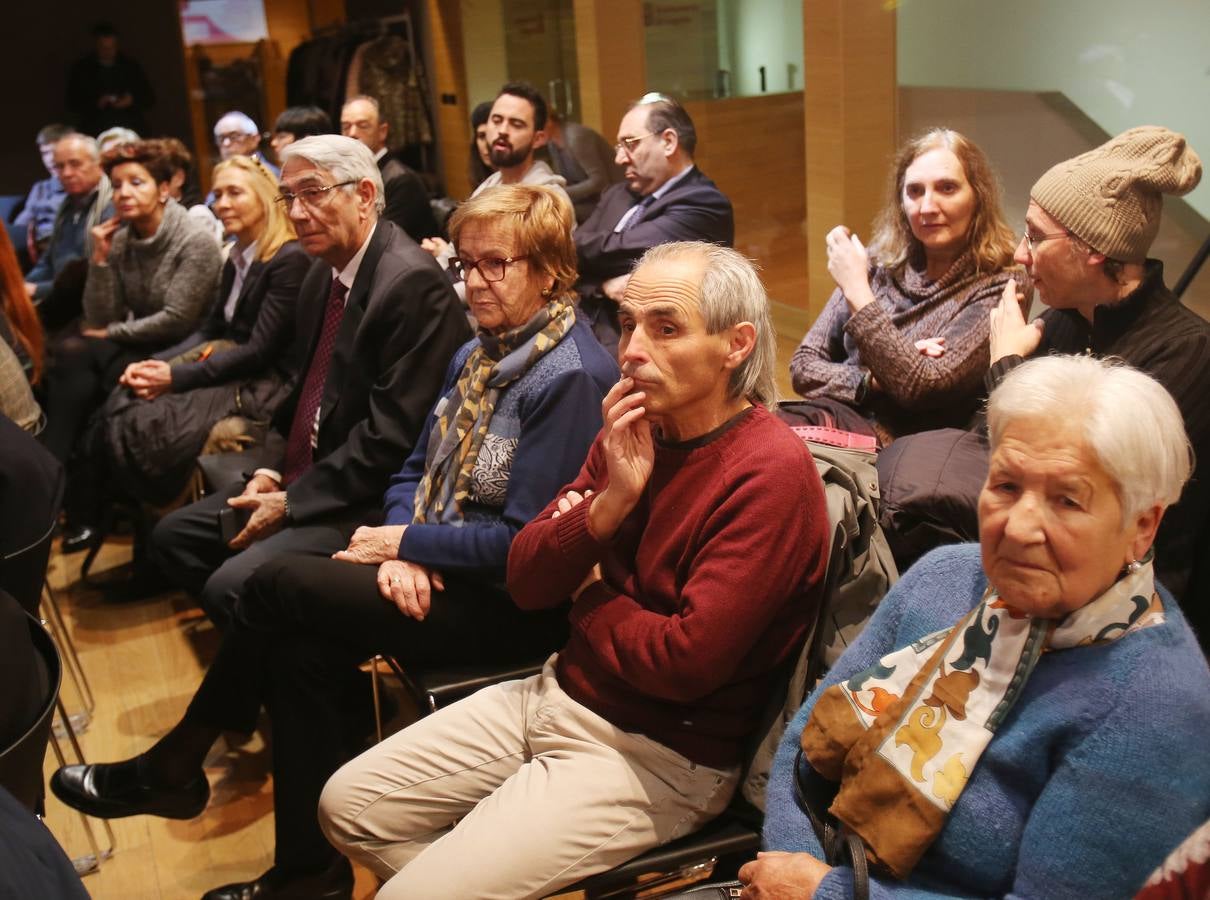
[789,254,1023,442]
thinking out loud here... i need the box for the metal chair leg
[42,579,95,712]
[46,697,115,875]
[371,656,385,744]
[40,581,94,736]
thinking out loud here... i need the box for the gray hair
[280,134,385,214]
[58,133,100,161]
[987,354,1191,520]
[635,241,778,409]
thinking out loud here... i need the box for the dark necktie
[282,277,348,485]
[621,194,655,232]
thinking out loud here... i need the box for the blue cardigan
[382,314,617,578]
[763,544,1210,899]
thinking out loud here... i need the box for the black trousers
[40,334,140,465]
[149,485,362,627]
[182,553,569,872]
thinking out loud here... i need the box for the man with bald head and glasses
[144,134,469,628]
[574,92,734,353]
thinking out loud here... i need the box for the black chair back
[0,615,61,814]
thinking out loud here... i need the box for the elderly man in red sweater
[318,241,831,899]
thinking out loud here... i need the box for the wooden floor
[40,540,381,900]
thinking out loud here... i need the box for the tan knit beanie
[1030,125,1202,262]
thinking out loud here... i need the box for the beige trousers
[319,655,740,900]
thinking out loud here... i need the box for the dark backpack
[740,433,898,810]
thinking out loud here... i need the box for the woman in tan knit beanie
[789,128,1024,445]
[992,125,1201,353]
[987,124,1210,632]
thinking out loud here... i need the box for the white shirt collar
[373,147,388,163]
[334,222,377,292]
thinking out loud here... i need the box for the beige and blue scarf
[801,557,1164,879]
[412,296,576,525]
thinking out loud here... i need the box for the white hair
[214,111,259,137]
[635,241,778,409]
[987,354,1192,520]
[280,134,385,214]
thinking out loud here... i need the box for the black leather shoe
[60,524,98,554]
[201,859,354,900]
[50,761,209,820]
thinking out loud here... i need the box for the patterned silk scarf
[801,557,1164,879]
[412,296,576,525]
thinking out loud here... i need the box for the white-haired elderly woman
[749,355,1210,899]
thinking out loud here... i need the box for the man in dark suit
[574,92,734,353]
[341,95,438,242]
[147,134,469,628]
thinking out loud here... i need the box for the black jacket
[157,240,311,393]
[573,166,734,291]
[266,221,470,524]
[379,154,438,243]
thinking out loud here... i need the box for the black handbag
[792,747,870,900]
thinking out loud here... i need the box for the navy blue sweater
[384,314,617,579]
[764,544,1210,899]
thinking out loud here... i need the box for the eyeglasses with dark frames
[452,254,529,283]
[276,181,357,209]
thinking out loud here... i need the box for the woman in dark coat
[104,154,310,506]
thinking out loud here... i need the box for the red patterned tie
[282,277,348,485]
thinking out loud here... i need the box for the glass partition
[897,0,1210,317]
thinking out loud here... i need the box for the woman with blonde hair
[788,128,1023,444]
[100,153,311,509]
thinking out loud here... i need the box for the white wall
[898,0,1210,219]
[718,0,804,97]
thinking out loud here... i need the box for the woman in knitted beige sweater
[41,139,222,548]
[788,129,1022,445]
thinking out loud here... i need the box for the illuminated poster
[180,0,269,45]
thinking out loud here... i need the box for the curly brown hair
[100,139,176,184]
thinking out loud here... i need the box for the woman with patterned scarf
[748,355,1210,899]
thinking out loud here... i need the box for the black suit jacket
[379,154,439,243]
[267,221,470,524]
[574,166,735,290]
[158,240,311,393]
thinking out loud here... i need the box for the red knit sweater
[507,406,830,767]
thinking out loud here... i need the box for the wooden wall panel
[685,93,808,311]
[803,0,897,320]
[572,0,646,136]
[424,0,473,200]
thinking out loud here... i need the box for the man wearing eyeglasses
[144,134,470,630]
[207,111,280,206]
[574,93,734,354]
[879,126,1210,643]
